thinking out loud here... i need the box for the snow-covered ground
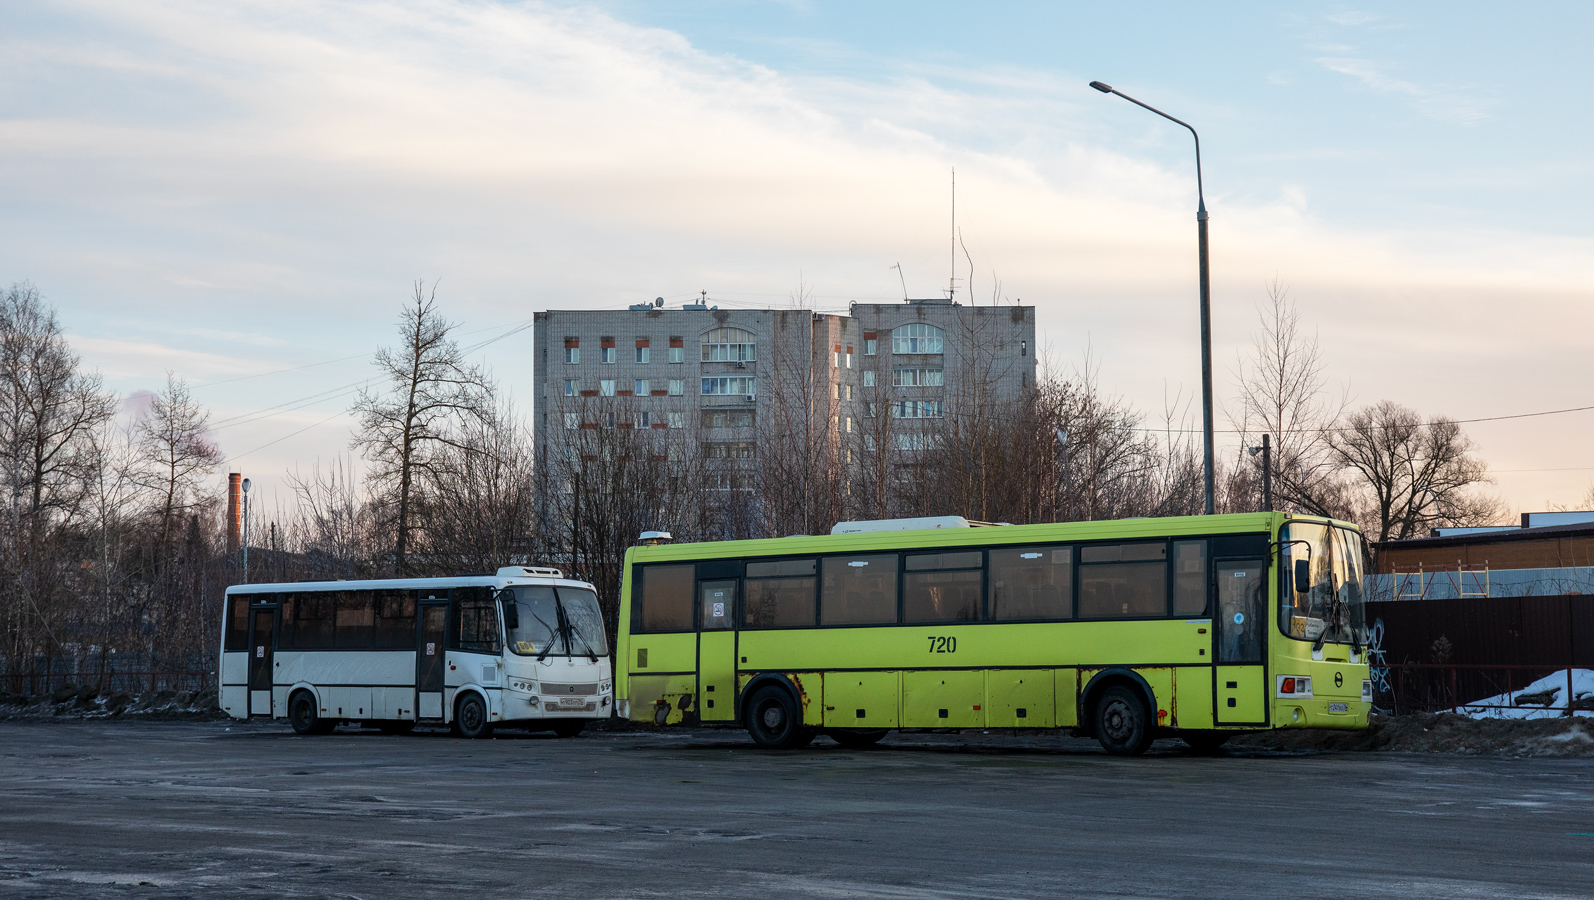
[1456,668,1594,719]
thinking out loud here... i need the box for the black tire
[1094,685,1153,756]
[376,720,416,735]
[453,693,494,739]
[743,685,808,749]
[827,728,888,748]
[551,720,586,738]
[1182,731,1230,754]
[289,691,334,736]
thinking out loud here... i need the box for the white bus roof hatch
[496,566,565,579]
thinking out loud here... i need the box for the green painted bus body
[616,512,1371,735]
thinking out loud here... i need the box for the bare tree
[1330,401,1497,542]
[351,282,492,575]
[1231,278,1347,516]
[416,392,537,574]
[135,373,223,552]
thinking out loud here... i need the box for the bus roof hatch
[830,516,1009,535]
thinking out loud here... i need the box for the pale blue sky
[2,1,1590,515]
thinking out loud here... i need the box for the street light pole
[241,477,251,585]
[1090,81,1216,515]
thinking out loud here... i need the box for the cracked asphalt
[1,720,1591,898]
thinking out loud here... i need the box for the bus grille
[542,682,599,695]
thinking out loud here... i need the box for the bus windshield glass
[503,586,609,657]
[1280,521,1368,646]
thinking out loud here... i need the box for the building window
[892,323,944,354]
[636,411,652,428]
[865,403,877,418]
[563,413,579,429]
[603,411,617,428]
[846,347,853,368]
[668,379,684,396]
[600,380,616,396]
[894,432,941,450]
[564,347,580,364]
[703,409,754,428]
[563,379,577,396]
[563,445,575,461]
[893,399,945,419]
[635,379,650,395]
[668,412,684,428]
[702,376,756,396]
[636,347,650,364]
[601,347,617,364]
[863,371,875,387]
[893,367,944,387]
[669,347,684,364]
[703,441,755,459]
[842,416,852,433]
[864,335,877,355]
[701,327,756,362]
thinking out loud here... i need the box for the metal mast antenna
[949,167,956,301]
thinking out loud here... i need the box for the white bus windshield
[504,586,609,657]
[1280,522,1368,646]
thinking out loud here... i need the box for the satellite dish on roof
[655,297,664,307]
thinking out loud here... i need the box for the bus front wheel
[1094,685,1153,756]
[744,685,812,749]
[454,694,494,739]
[289,691,334,736]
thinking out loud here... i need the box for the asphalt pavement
[0,720,1590,899]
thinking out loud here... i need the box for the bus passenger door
[1215,559,1267,725]
[248,607,274,717]
[417,602,447,720]
[697,578,737,722]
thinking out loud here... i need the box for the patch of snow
[1456,668,1594,720]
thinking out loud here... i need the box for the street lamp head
[1089,81,1113,93]
[241,478,251,493]
[1248,446,1262,457]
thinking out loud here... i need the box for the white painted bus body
[219,573,612,729]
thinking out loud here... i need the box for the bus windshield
[1280,521,1368,647]
[504,586,609,658]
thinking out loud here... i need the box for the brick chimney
[227,473,242,553]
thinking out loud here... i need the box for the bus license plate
[1328,702,1349,713]
[558,697,585,708]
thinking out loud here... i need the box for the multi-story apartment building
[532,296,1035,515]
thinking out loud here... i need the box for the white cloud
[1316,56,1494,125]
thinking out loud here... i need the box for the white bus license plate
[558,697,586,708]
[1328,702,1349,713]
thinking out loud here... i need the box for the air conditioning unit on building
[745,394,755,402]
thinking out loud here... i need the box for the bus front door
[248,607,274,717]
[417,603,447,720]
[1214,559,1267,725]
[697,578,738,722]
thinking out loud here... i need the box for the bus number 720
[928,636,957,654]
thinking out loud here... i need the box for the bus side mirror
[502,601,520,630]
[1294,559,1310,592]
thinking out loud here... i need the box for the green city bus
[615,513,1371,754]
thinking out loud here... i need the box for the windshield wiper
[531,610,564,661]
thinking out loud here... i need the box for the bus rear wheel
[744,685,812,749]
[827,728,888,748]
[453,693,494,739]
[1094,685,1153,756]
[289,691,334,736]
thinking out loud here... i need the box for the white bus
[220,567,613,737]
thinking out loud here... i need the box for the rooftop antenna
[891,263,909,301]
[948,167,956,301]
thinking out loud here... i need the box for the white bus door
[248,607,274,716]
[417,603,447,719]
[1214,559,1267,725]
[697,578,738,722]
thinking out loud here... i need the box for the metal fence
[1374,663,1590,717]
[4,669,212,697]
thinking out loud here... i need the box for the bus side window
[638,565,695,632]
[373,590,417,649]
[988,547,1072,621]
[1172,541,1208,616]
[1078,543,1166,619]
[280,592,334,650]
[450,587,501,654]
[903,551,981,623]
[744,558,817,628]
[335,591,374,650]
[225,597,251,650]
[820,554,899,626]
